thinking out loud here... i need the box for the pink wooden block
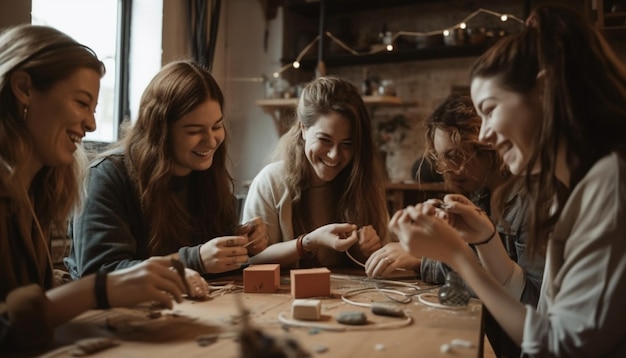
[243,264,280,293]
[290,267,331,298]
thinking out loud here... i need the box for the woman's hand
[431,194,495,244]
[353,225,382,258]
[389,203,467,264]
[306,223,358,252]
[365,242,421,277]
[234,216,269,256]
[199,236,249,273]
[184,268,209,299]
[106,256,186,310]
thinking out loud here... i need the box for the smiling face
[170,99,224,176]
[301,112,354,186]
[25,68,99,169]
[471,76,542,175]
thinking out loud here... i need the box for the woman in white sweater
[243,76,389,268]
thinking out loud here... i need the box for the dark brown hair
[114,60,237,255]
[470,4,626,255]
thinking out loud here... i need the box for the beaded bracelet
[94,270,110,309]
[470,221,497,247]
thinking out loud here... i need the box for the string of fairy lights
[272,8,525,78]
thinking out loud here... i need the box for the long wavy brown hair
[112,60,238,255]
[470,4,626,256]
[0,25,104,291]
[273,76,389,241]
[0,25,104,227]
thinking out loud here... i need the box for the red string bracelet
[296,235,306,258]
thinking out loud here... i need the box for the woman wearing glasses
[366,92,544,358]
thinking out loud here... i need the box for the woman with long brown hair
[393,4,626,356]
[242,76,389,268]
[66,60,267,297]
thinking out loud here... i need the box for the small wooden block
[292,299,322,320]
[290,267,330,298]
[243,264,280,293]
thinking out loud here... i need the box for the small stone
[336,311,367,325]
[196,334,218,347]
[374,343,385,351]
[313,344,329,353]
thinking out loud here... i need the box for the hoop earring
[22,106,28,121]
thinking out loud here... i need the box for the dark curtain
[188,0,221,71]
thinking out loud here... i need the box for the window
[32,0,121,142]
[31,0,162,144]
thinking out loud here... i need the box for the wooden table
[39,271,484,358]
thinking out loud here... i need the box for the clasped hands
[389,194,495,265]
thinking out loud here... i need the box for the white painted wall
[216,0,282,194]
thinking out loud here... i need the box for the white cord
[341,287,413,306]
[330,273,424,290]
[277,312,412,331]
[416,293,466,310]
[344,249,365,268]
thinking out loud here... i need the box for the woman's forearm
[248,239,300,266]
[46,275,97,327]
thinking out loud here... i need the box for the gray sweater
[64,154,219,278]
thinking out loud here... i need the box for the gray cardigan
[65,154,213,279]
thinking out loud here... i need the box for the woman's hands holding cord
[426,194,495,245]
[305,223,359,252]
[389,201,469,265]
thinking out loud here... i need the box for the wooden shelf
[256,95,409,110]
[588,0,626,37]
[284,0,439,16]
[282,44,489,69]
[256,95,413,136]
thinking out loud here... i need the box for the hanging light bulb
[386,44,393,51]
[500,14,508,21]
[292,61,300,69]
[459,22,467,29]
[273,72,280,78]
